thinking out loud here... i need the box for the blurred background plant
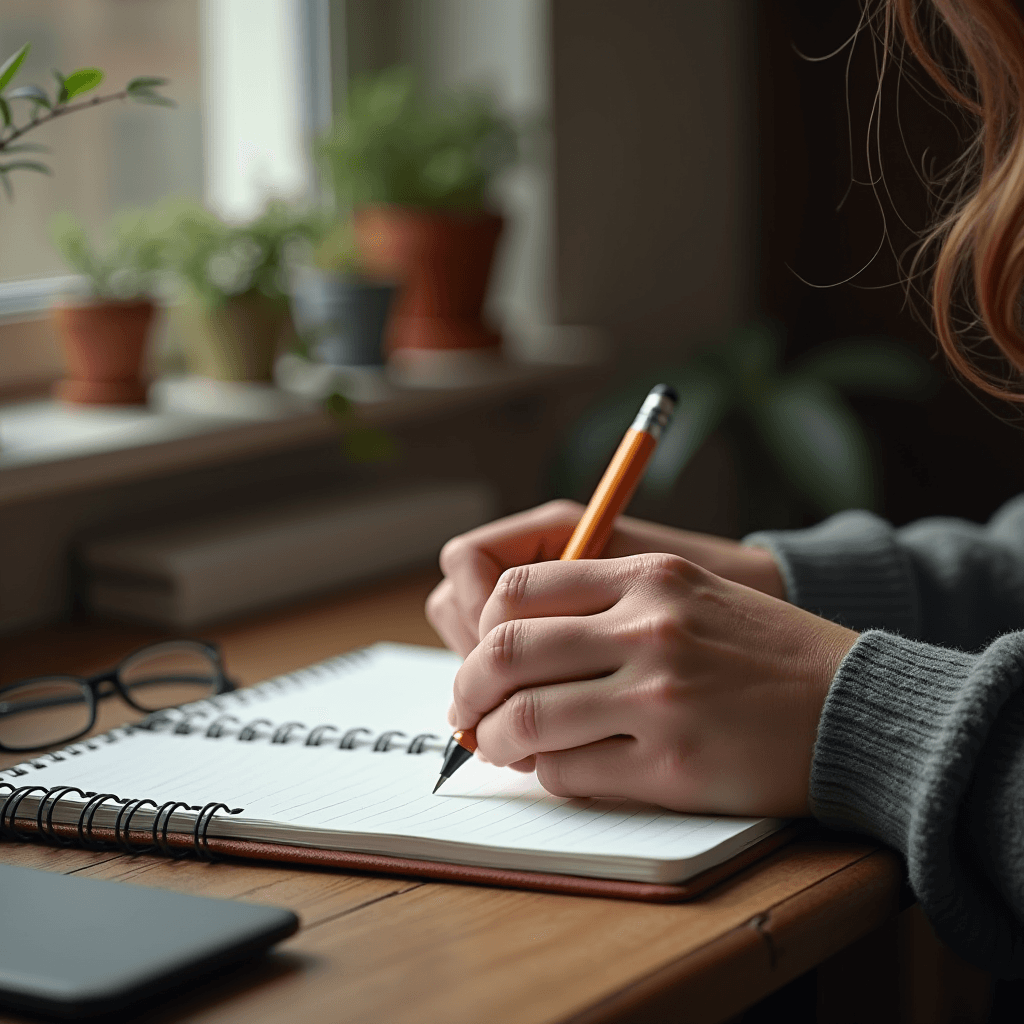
[318,66,519,212]
[0,41,173,199]
[50,210,165,301]
[157,200,318,383]
[310,219,366,277]
[555,321,937,534]
[160,199,316,311]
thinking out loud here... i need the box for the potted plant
[291,219,396,367]
[49,210,165,404]
[162,201,314,383]
[317,67,519,359]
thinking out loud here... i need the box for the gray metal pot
[291,268,396,366]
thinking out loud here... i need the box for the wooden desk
[0,570,937,1024]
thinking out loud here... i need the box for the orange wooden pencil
[433,384,678,793]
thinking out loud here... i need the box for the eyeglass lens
[117,641,221,712]
[0,678,93,752]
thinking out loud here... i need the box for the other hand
[426,500,786,658]
[448,554,857,817]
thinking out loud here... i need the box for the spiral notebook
[0,644,788,901]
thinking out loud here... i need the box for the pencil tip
[432,776,447,795]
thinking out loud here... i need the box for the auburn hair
[888,0,1024,399]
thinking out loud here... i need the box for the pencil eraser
[651,383,678,403]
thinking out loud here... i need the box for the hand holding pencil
[433,384,678,792]
[426,387,856,817]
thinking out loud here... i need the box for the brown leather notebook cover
[30,820,798,903]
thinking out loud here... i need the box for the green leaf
[0,143,49,154]
[642,371,730,494]
[127,89,175,108]
[62,68,103,101]
[126,76,168,92]
[324,391,352,419]
[0,43,30,93]
[7,85,51,110]
[0,170,12,201]
[749,379,875,514]
[52,69,68,104]
[0,97,9,128]
[717,321,784,380]
[792,337,936,399]
[0,161,52,175]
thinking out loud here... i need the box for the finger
[478,557,638,640]
[534,735,648,800]
[452,614,624,728]
[474,673,634,767]
[438,501,584,638]
[425,579,479,657]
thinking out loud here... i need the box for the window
[0,0,203,283]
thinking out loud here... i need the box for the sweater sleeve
[811,629,1024,976]
[745,494,1024,650]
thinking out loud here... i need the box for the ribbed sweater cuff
[810,630,1024,973]
[810,630,978,849]
[744,510,920,636]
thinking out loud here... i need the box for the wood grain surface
[0,569,905,1024]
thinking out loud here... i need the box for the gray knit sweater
[748,496,1024,977]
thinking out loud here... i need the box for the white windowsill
[0,361,594,508]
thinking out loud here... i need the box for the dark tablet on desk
[0,863,298,1019]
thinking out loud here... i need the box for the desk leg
[817,905,992,1024]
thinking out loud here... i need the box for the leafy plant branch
[0,42,174,199]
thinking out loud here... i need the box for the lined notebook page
[27,731,780,884]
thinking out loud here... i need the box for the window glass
[0,0,202,283]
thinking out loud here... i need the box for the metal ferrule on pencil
[630,388,676,440]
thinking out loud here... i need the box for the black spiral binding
[152,710,445,756]
[0,780,238,862]
[78,793,124,850]
[134,647,443,758]
[152,801,192,859]
[193,802,230,861]
[114,797,157,854]
[38,786,88,846]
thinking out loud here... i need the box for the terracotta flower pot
[353,206,503,354]
[51,300,155,405]
[181,292,289,382]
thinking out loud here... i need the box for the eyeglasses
[0,640,235,753]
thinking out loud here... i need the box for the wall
[551,0,756,366]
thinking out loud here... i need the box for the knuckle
[505,689,541,748]
[638,552,691,589]
[643,671,684,709]
[495,563,531,613]
[486,618,523,672]
[648,610,687,650]
[438,535,469,574]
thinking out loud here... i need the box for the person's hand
[448,554,858,817]
[426,500,786,657]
